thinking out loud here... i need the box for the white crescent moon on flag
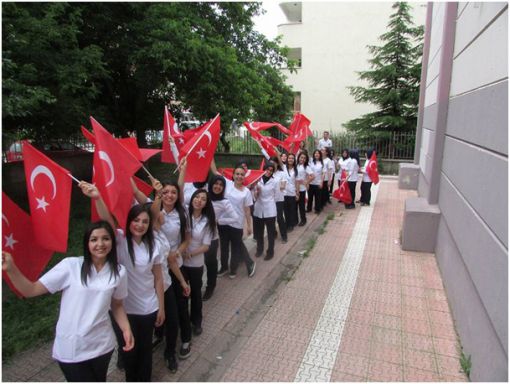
[30,165,57,199]
[172,122,180,136]
[204,131,212,146]
[369,161,377,171]
[98,150,115,187]
[245,170,252,177]
[2,214,9,227]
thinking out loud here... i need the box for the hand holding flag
[366,152,380,184]
[332,180,352,204]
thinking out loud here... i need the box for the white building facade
[278,2,427,133]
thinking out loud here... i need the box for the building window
[287,47,302,68]
[293,92,301,113]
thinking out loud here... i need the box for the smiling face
[129,211,150,240]
[233,167,245,185]
[281,153,287,163]
[192,191,208,212]
[298,154,307,164]
[264,166,274,177]
[88,228,113,262]
[287,154,296,166]
[212,180,224,195]
[161,185,178,208]
[313,150,321,160]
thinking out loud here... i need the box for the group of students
[2,136,376,382]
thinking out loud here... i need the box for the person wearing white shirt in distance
[2,220,134,382]
[359,148,375,206]
[345,149,360,209]
[295,152,314,226]
[320,147,334,206]
[316,131,333,150]
[80,182,165,382]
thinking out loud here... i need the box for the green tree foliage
[2,2,294,145]
[344,2,424,138]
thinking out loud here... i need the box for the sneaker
[229,273,237,279]
[217,268,228,277]
[202,286,214,301]
[264,252,274,260]
[192,324,203,336]
[166,354,178,373]
[248,262,256,277]
[179,344,191,360]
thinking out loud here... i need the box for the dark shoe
[116,350,124,370]
[202,286,214,301]
[355,200,361,203]
[315,210,321,214]
[255,250,263,258]
[298,221,306,226]
[282,238,288,244]
[274,230,278,239]
[229,272,237,279]
[179,344,191,360]
[287,226,294,232]
[217,268,228,277]
[248,262,256,277]
[166,354,178,373]
[192,325,203,336]
[264,253,274,260]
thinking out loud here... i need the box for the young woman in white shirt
[2,220,134,382]
[307,150,325,214]
[345,149,360,209]
[271,155,288,243]
[296,152,314,226]
[81,182,165,382]
[359,148,374,206]
[320,147,334,206]
[283,153,298,231]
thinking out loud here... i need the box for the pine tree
[344,2,424,139]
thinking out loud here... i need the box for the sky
[252,1,287,40]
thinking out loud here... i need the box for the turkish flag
[287,113,312,142]
[332,180,352,204]
[339,169,347,182]
[2,192,54,297]
[218,168,265,186]
[249,121,292,136]
[91,117,142,229]
[81,125,96,144]
[133,175,154,197]
[179,114,221,182]
[366,152,380,184]
[162,106,185,164]
[118,137,142,160]
[22,142,72,252]
[244,122,283,158]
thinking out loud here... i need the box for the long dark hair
[270,156,283,172]
[161,181,187,243]
[312,150,323,166]
[188,189,217,237]
[286,153,297,177]
[350,148,360,167]
[208,175,226,201]
[298,152,310,169]
[81,220,119,286]
[126,203,154,265]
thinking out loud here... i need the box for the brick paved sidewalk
[2,178,468,382]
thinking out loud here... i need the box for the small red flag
[161,106,184,164]
[332,180,352,204]
[287,113,312,142]
[218,168,265,186]
[2,192,54,297]
[179,115,221,182]
[366,152,380,184]
[133,175,154,197]
[244,122,283,158]
[81,125,96,144]
[118,137,142,161]
[22,141,72,252]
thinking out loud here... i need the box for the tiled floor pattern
[294,184,380,381]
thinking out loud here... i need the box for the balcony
[280,2,302,22]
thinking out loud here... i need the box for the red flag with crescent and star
[282,113,313,154]
[244,122,283,158]
[179,115,221,182]
[218,168,265,187]
[22,141,72,252]
[162,106,185,164]
[2,192,54,297]
[248,122,292,136]
[332,179,352,204]
[91,117,142,229]
[366,152,380,185]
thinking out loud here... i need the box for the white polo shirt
[225,179,253,229]
[39,257,127,363]
[283,166,297,197]
[183,214,213,268]
[346,158,360,182]
[253,177,278,218]
[154,231,172,291]
[296,164,313,192]
[317,138,332,150]
[116,229,162,315]
[273,170,288,202]
[336,158,348,181]
[309,161,325,186]
[323,157,334,181]
[212,199,239,227]
[160,208,190,268]
[362,159,372,182]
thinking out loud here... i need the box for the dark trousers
[298,191,307,223]
[229,226,254,274]
[360,181,372,204]
[346,181,357,208]
[329,174,335,194]
[307,184,322,212]
[218,224,230,271]
[321,180,330,207]
[253,216,276,256]
[204,239,219,289]
[170,270,191,343]
[276,201,287,240]
[182,265,204,328]
[284,195,298,229]
[58,350,113,382]
[121,312,157,382]
[154,285,179,358]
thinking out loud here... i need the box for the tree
[2,3,294,146]
[344,2,424,138]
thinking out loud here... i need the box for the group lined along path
[2,178,467,382]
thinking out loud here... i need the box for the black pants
[154,285,179,358]
[121,312,157,382]
[321,180,330,207]
[218,224,230,272]
[360,181,372,205]
[329,174,335,194]
[204,238,219,289]
[284,195,298,229]
[253,216,276,256]
[276,201,287,241]
[182,265,204,329]
[228,226,254,274]
[298,191,307,223]
[58,350,113,382]
[307,184,322,212]
[346,181,357,208]
[170,269,191,343]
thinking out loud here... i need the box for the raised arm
[131,177,148,205]
[2,252,49,298]
[79,181,116,230]
[149,177,164,231]
[210,158,222,176]
[177,157,187,205]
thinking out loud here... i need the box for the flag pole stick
[67,173,81,184]
[141,164,154,179]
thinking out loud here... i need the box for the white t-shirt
[212,199,239,227]
[309,161,325,186]
[323,157,335,181]
[225,179,253,229]
[346,158,359,182]
[154,231,172,291]
[317,138,332,150]
[39,257,127,363]
[273,170,288,202]
[253,177,278,218]
[283,165,297,196]
[362,159,372,182]
[183,214,213,268]
[159,207,190,268]
[336,158,348,181]
[116,229,162,315]
[296,164,313,192]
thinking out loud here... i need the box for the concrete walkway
[2,178,468,382]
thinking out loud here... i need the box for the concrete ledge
[401,197,440,252]
[398,163,420,190]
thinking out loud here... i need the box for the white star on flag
[196,147,207,159]
[4,233,18,250]
[179,138,185,145]
[35,196,50,212]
